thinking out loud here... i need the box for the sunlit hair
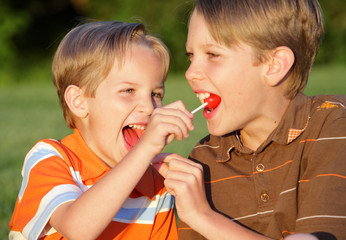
[52,21,170,128]
[194,0,324,99]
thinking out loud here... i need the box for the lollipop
[204,93,221,108]
[191,93,221,114]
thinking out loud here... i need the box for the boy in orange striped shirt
[9,21,194,240]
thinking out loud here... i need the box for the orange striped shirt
[9,129,177,240]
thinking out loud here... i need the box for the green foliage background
[0,0,346,85]
[0,0,345,238]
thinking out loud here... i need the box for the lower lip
[203,105,220,119]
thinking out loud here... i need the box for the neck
[239,96,290,151]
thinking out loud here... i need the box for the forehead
[103,44,164,86]
[187,11,235,53]
[187,10,256,54]
[186,11,215,46]
[122,44,161,71]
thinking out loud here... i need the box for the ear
[265,46,295,87]
[64,85,88,118]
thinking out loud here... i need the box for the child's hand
[138,100,194,155]
[152,153,210,225]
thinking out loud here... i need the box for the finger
[151,153,172,164]
[155,153,190,166]
[152,161,169,178]
[166,134,175,145]
[152,153,198,172]
[160,154,202,173]
[164,100,193,118]
[150,114,190,139]
[168,157,203,173]
[151,153,191,178]
[163,181,177,196]
[151,153,171,178]
[166,168,203,188]
[162,123,186,142]
[164,177,199,198]
[153,107,194,131]
[143,118,186,142]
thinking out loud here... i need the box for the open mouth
[196,92,221,115]
[122,124,146,150]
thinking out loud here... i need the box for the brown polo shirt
[179,94,346,239]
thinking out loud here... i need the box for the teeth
[128,124,146,130]
[196,93,210,103]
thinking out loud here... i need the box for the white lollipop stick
[190,102,208,114]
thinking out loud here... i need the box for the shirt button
[256,164,265,172]
[260,193,270,202]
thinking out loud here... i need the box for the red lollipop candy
[204,93,221,108]
[191,93,221,114]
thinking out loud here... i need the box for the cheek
[208,66,234,87]
[89,101,126,127]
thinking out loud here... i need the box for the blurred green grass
[0,64,345,238]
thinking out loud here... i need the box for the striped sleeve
[9,140,83,240]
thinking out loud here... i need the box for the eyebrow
[117,80,165,89]
[116,80,140,86]
[154,83,165,90]
[185,42,226,50]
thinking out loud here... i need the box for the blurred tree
[317,0,346,63]
[9,0,84,60]
[85,0,194,71]
[0,0,345,84]
[2,0,193,75]
[0,1,29,67]
[0,0,86,84]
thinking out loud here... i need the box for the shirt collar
[270,93,311,145]
[61,129,110,180]
[216,93,312,159]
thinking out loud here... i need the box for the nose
[138,95,155,116]
[185,59,203,83]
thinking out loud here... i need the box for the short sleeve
[9,141,83,240]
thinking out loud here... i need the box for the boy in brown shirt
[153,0,346,239]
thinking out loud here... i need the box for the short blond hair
[194,0,324,99]
[52,21,170,128]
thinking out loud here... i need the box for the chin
[208,124,235,137]
[207,126,222,136]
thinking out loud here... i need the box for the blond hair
[52,21,170,128]
[194,0,324,99]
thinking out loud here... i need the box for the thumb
[152,161,169,178]
[151,153,171,178]
[166,134,175,145]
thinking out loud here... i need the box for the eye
[185,52,193,61]
[121,88,135,94]
[152,92,164,99]
[207,52,220,58]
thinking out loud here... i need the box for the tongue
[123,127,145,150]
